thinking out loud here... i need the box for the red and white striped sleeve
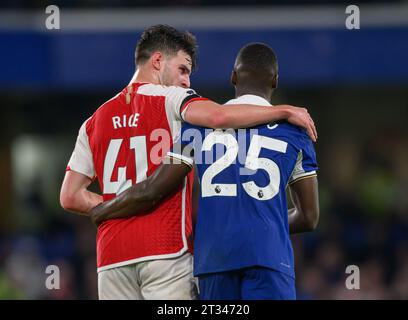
[165,86,208,121]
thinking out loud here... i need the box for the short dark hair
[235,42,278,77]
[135,25,198,72]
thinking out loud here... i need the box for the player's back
[84,82,197,271]
[178,119,317,278]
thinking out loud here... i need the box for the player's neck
[129,69,159,85]
[235,88,272,103]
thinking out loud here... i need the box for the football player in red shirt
[60,25,317,300]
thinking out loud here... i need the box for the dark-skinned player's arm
[185,100,317,142]
[191,167,200,230]
[288,176,319,234]
[89,160,192,226]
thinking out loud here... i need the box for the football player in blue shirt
[89,43,319,300]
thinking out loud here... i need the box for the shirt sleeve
[289,138,318,185]
[66,119,95,179]
[165,86,209,121]
[164,123,196,168]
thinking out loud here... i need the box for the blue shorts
[198,267,296,300]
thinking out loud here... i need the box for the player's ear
[151,52,163,71]
[272,74,278,89]
[231,70,237,86]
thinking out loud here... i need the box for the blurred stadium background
[0,0,408,299]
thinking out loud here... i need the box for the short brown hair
[135,25,198,72]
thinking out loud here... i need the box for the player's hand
[283,105,317,142]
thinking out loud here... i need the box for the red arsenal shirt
[67,82,207,272]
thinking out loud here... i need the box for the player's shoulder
[92,82,163,117]
[76,116,92,133]
[136,83,197,97]
[259,121,311,143]
[92,90,124,116]
[82,90,125,131]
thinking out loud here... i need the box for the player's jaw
[159,50,192,88]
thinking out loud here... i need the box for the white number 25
[201,131,287,201]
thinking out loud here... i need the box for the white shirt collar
[225,94,272,107]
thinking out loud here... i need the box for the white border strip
[166,152,194,167]
[1,4,408,31]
